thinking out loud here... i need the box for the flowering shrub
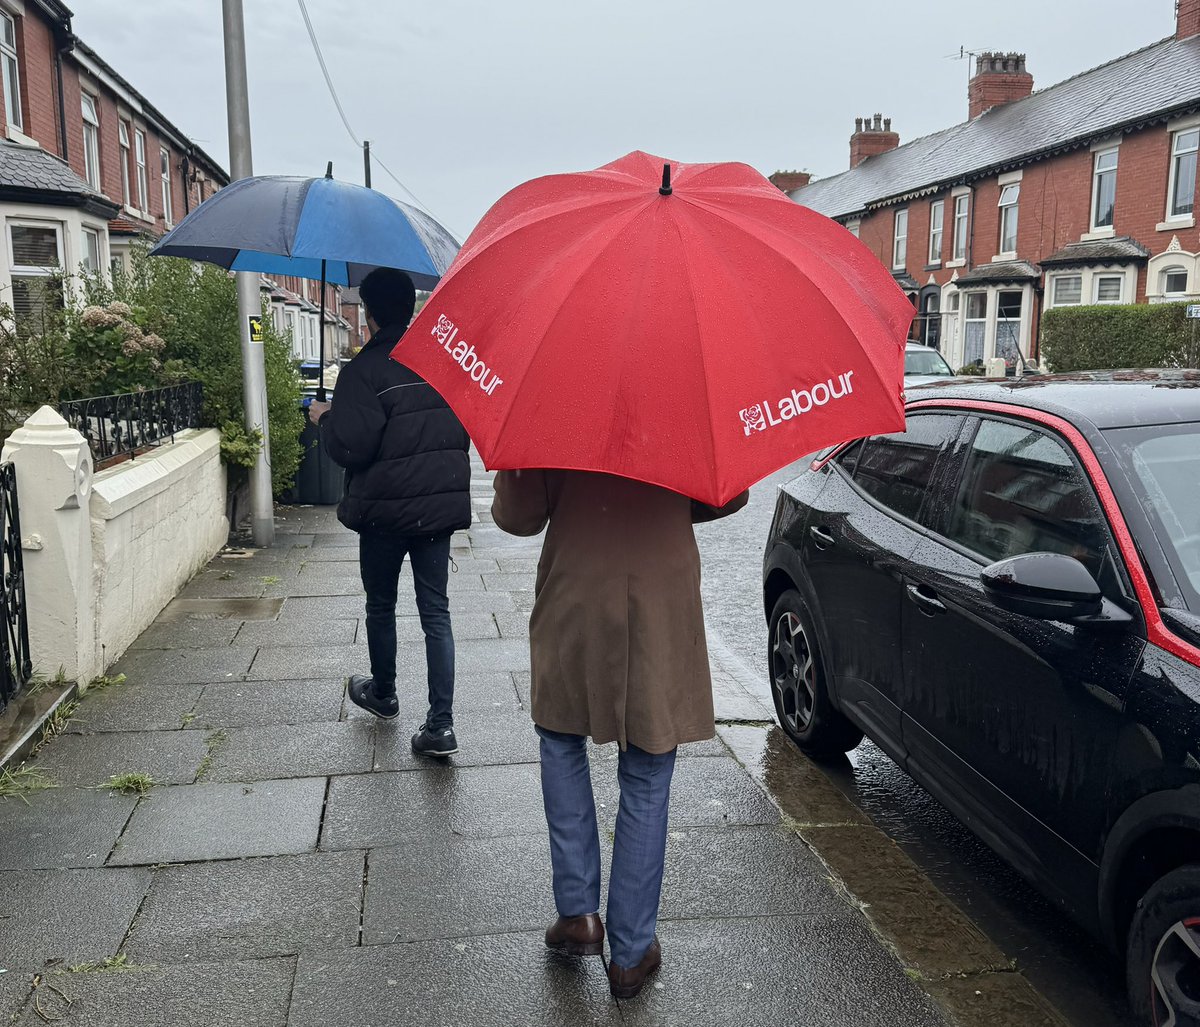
[71,302,167,396]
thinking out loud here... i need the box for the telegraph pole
[222,0,274,547]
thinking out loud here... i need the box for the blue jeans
[536,725,677,968]
[358,532,454,729]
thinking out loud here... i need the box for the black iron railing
[0,461,31,712]
[59,382,203,468]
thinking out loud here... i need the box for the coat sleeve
[319,367,386,472]
[492,469,551,536]
[691,489,750,524]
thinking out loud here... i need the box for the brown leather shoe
[607,936,662,999]
[545,913,604,956]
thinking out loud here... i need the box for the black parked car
[762,371,1200,1026]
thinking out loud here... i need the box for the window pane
[3,53,20,130]
[1,13,13,49]
[1172,148,1197,218]
[965,292,987,319]
[853,415,960,524]
[1053,275,1082,305]
[999,183,1020,206]
[1095,276,1123,303]
[1001,205,1018,252]
[1093,165,1116,228]
[119,121,129,146]
[11,274,64,324]
[11,224,60,267]
[81,229,100,273]
[930,201,943,232]
[946,419,1109,578]
[81,95,98,125]
[1164,269,1189,294]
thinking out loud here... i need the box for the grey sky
[74,1,1175,242]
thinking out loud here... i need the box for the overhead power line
[294,0,461,238]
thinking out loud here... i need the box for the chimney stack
[1180,0,1200,39]
[849,113,900,169]
[768,170,812,193]
[969,53,1034,119]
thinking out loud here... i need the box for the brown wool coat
[491,469,748,754]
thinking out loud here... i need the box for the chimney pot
[969,51,1034,119]
[849,114,900,168]
[855,116,863,132]
[873,113,882,130]
[883,117,891,132]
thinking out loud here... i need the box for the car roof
[904,342,937,352]
[906,370,1200,430]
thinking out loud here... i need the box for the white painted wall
[3,409,227,686]
[90,428,227,670]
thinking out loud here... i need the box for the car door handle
[906,583,946,615]
[809,525,835,549]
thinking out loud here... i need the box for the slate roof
[1040,236,1152,266]
[0,141,118,216]
[791,33,1200,220]
[955,260,1042,284]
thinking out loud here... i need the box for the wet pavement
[0,456,983,1027]
[694,460,1128,1027]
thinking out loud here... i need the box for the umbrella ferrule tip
[659,163,672,196]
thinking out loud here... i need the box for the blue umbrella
[150,167,459,397]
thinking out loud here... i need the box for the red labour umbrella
[395,150,915,506]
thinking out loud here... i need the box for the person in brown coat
[492,468,747,999]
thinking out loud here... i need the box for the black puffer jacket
[319,322,471,536]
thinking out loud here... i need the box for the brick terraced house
[786,0,1200,370]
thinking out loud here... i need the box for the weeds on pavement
[100,773,156,795]
[0,764,55,802]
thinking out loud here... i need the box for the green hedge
[1040,301,1198,372]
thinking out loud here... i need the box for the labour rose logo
[740,405,767,436]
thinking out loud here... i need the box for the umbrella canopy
[151,174,459,289]
[394,151,914,506]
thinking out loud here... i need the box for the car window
[834,439,863,477]
[904,349,953,376]
[851,414,961,524]
[944,418,1111,579]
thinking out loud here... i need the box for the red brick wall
[15,12,61,153]
[1180,0,1200,38]
[845,118,1200,305]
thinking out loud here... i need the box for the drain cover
[158,598,284,621]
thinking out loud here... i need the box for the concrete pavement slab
[588,755,781,830]
[373,703,538,771]
[616,916,949,1027]
[32,730,209,787]
[321,764,545,850]
[0,978,30,1022]
[189,679,346,730]
[289,933,619,1027]
[109,778,324,865]
[123,851,364,964]
[69,682,203,733]
[10,958,294,1027]
[363,834,554,944]
[109,647,258,685]
[0,789,137,869]
[233,618,357,647]
[202,721,375,783]
[128,619,242,649]
[0,867,151,971]
[247,644,360,680]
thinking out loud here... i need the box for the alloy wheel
[1151,917,1200,1027]
[771,610,817,736]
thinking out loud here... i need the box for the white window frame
[118,120,131,208]
[892,208,908,270]
[134,128,148,213]
[81,93,101,191]
[951,192,970,265]
[1090,147,1118,233]
[1049,273,1083,308]
[8,219,65,321]
[80,226,101,274]
[928,199,944,264]
[845,218,861,239]
[1167,126,1199,223]
[997,183,1020,257]
[160,146,173,227]
[1093,273,1124,304]
[0,11,20,132]
[1162,265,1190,297]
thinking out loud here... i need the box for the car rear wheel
[1127,865,1200,1026]
[768,590,863,756]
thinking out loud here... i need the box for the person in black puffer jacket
[308,267,470,757]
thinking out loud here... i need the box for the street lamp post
[221,0,274,547]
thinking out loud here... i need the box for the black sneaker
[347,675,399,720]
[411,722,458,757]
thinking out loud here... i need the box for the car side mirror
[981,553,1103,621]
